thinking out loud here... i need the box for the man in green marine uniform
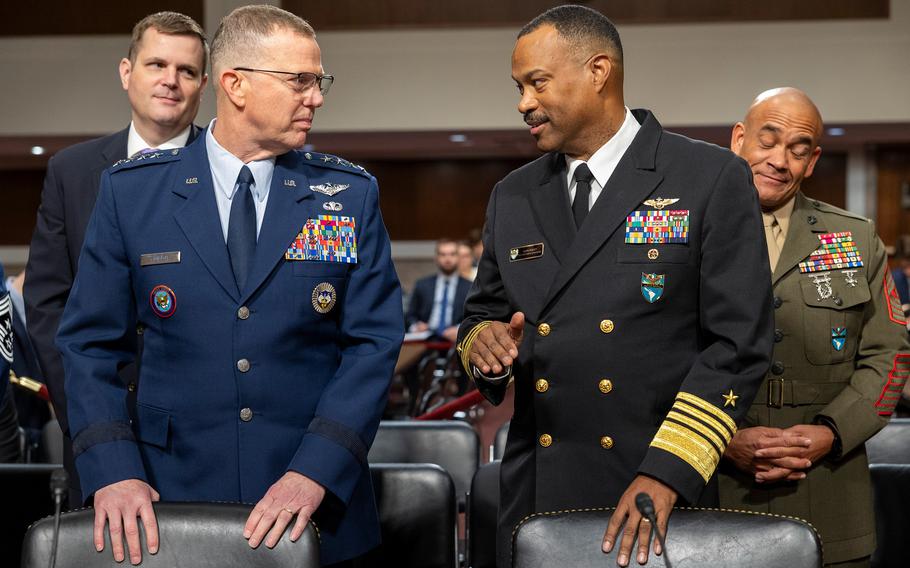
[719,87,910,567]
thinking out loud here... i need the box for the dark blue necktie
[227,166,256,293]
[436,278,450,336]
[573,163,594,229]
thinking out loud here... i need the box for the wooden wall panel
[0,170,44,245]
[801,151,847,210]
[286,0,888,31]
[876,145,910,250]
[1,1,204,37]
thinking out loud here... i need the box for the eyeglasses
[234,67,334,95]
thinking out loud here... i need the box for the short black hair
[519,4,623,63]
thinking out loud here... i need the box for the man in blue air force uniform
[56,6,403,566]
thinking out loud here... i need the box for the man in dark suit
[24,11,207,506]
[57,5,403,566]
[456,6,773,567]
[405,238,472,342]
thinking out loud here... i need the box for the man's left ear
[589,54,612,92]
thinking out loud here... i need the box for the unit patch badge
[312,282,337,314]
[150,285,177,318]
[831,327,847,351]
[641,273,665,303]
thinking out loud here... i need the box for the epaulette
[110,148,183,172]
[301,151,371,179]
[808,198,871,224]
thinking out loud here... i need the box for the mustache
[524,112,548,126]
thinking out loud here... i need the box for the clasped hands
[91,471,324,564]
[725,424,835,482]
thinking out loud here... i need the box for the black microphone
[634,492,672,568]
[48,468,68,568]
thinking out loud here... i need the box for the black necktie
[572,163,594,229]
[227,166,256,293]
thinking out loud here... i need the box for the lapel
[240,151,313,303]
[542,109,665,309]
[528,153,575,263]
[772,192,827,285]
[100,127,129,166]
[172,137,241,301]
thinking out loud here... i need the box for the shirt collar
[127,122,191,158]
[205,119,275,203]
[565,107,640,187]
[770,195,797,238]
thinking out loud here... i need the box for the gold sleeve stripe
[666,410,725,454]
[676,392,736,435]
[672,402,733,444]
[650,421,718,482]
[457,321,493,375]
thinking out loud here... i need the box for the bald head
[731,87,824,211]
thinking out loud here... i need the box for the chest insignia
[641,272,665,303]
[625,210,689,244]
[149,285,177,318]
[808,273,834,301]
[310,182,350,196]
[509,242,544,262]
[831,327,847,351]
[642,197,680,210]
[285,215,357,264]
[312,282,337,314]
[798,231,863,273]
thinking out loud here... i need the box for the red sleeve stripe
[875,354,910,416]
[884,272,908,325]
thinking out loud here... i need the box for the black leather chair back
[866,419,910,464]
[513,508,821,568]
[870,463,910,568]
[468,460,500,568]
[21,502,319,568]
[493,423,509,461]
[369,420,479,503]
[40,419,64,464]
[0,463,57,565]
[356,463,457,568]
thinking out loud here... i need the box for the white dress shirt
[205,120,275,242]
[127,122,191,158]
[565,107,641,210]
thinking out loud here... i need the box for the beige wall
[1,0,908,135]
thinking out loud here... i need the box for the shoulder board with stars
[302,151,371,179]
[110,148,183,172]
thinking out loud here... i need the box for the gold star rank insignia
[722,389,739,408]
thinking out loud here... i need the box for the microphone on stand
[635,492,672,568]
[48,468,68,568]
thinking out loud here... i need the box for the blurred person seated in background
[405,238,472,343]
[0,262,21,462]
[457,239,476,281]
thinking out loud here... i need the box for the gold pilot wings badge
[309,182,350,196]
[642,197,679,210]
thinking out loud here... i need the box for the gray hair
[211,4,315,75]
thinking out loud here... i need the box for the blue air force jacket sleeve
[57,170,145,501]
[287,176,404,505]
[637,157,774,503]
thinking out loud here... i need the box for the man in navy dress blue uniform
[57,5,403,566]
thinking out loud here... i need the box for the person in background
[25,10,208,506]
[405,238,472,343]
[457,240,477,281]
[719,87,910,568]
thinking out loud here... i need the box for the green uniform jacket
[719,192,910,564]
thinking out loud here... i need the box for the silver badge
[185,177,198,184]
[310,183,350,196]
[810,273,834,301]
[0,294,13,364]
[841,269,858,287]
[312,282,337,314]
[140,251,182,267]
[323,201,343,212]
[284,179,297,187]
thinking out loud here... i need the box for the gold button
[600,436,614,449]
[535,378,550,393]
[598,379,613,394]
[127,382,136,393]
[599,319,614,334]
[237,306,250,320]
[136,324,145,336]
[648,248,659,260]
[237,358,250,373]
[539,433,553,447]
[537,323,551,337]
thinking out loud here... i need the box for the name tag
[509,243,544,262]
[140,251,181,266]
